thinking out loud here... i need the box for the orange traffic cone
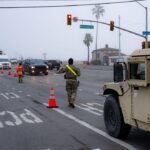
[48,87,58,108]
[8,69,11,75]
[13,72,18,77]
[1,69,4,74]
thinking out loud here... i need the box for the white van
[0,55,11,70]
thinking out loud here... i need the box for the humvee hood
[131,48,150,57]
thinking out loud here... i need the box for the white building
[91,44,126,65]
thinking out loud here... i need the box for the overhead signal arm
[77,19,146,39]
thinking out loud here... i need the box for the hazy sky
[0,0,149,61]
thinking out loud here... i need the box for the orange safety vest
[17,66,23,75]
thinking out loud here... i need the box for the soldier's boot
[20,77,23,83]
[69,98,75,108]
[18,77,21,83]
[68,96,72,107]
[68,102,73,107]
[70,103,75,108]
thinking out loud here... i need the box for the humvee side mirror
[114,63,123,82]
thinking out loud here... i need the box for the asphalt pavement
[0,65,150,150]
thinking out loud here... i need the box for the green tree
[83,33,93,64]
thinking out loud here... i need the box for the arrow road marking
[75,104,102,116]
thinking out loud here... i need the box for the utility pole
[145,7,148,43]
[118,16,121,59]
[95,18,98,62]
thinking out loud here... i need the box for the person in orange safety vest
[16,62,24,83]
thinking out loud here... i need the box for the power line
[0,0,145,9]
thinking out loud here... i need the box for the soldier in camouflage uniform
[57,58,80,108]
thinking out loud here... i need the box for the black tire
[45,72,48,75]
[104,95,131,139]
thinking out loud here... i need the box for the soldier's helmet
[68,58,73,65]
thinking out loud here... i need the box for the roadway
[0,65,149,150]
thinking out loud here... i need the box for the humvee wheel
[104,95,131,139]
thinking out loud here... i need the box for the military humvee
[103,48,150,139]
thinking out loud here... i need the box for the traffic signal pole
[118,16,121,59]
[145,7,148,47]
[134,0,148,48]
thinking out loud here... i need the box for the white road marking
[20,109,43,123]
[43,103,138,150]
[76,104,102,116]
[5,111,22,126]
[0,92,20,100]
[95,92,100,95]
[18,91,23,93]
[80,103,103,113]
[26,94,31,97]
[86,103,103,107]
[7,92,20,99]
[0,93,9,99]
[92,149,101,150]
[0,109,43,128]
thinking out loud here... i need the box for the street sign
[80,24,94,29]
[142,31,150,35]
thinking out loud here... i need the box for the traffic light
[142,41,145,49]
[148,42,150,48]
[142,41,150,49]
[110,21,114,31]
[67,14,72,25]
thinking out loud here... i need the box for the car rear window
[30,59,45,65]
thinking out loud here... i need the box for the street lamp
[134,0,148,48]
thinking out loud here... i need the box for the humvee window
[130,63,145,80]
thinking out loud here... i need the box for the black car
[44,60,61,70]
[23,59,49,75]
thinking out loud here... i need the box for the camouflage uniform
[58,64,80,105]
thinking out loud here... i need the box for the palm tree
[83,33,93,64]
[92,4,105,62]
